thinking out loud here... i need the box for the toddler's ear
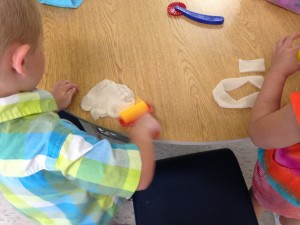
[11,44,31,76]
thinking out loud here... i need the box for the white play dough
[81,79,135,120]
[212,76,264,108]
[239,59,266,73]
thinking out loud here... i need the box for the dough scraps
[81,79,135,120]
[239,59,265,73]
[212,75,264,108]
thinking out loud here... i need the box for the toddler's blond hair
[0,0,42,56]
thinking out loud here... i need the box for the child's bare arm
[249,33,300,148]
[129,113,160,190]
[51,80,78,111]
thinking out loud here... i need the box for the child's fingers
[63,83,78,92]
[282,33,300,48]
[66,87,77,95]
[53,81,78,93]
[63,87,77,100]
[276,35,288,49]
[291,45,300,56]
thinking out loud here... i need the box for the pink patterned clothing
[252,92,300,219]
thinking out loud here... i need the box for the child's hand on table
[269,32,300,78]
[51,80,78,111]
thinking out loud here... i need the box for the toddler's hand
[51,80,78,111]
[270,33,300,78]
[130,113,161,139]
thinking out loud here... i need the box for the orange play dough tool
[119,100,151,126]
[297,49,300,61]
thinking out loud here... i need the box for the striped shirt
[0,90,141,225]
[258,91,300,207]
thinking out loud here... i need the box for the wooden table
[39,0,300,142]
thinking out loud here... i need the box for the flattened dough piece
[81,79,135,120]
[239,59,265,73]
[212,75,264,108]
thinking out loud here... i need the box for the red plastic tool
[167,2,187,16]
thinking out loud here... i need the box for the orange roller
[119,101,150,125]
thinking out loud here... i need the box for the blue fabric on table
[38,0,83,8]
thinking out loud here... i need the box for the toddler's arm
[129,113,160,190]
[51,80,78,111]
[249,33,300,148]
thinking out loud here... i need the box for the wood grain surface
[39,0,300,142]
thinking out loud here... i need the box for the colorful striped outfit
[252,92,300,218]
[0,90,141,225]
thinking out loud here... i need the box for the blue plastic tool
[167,2,224,25]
